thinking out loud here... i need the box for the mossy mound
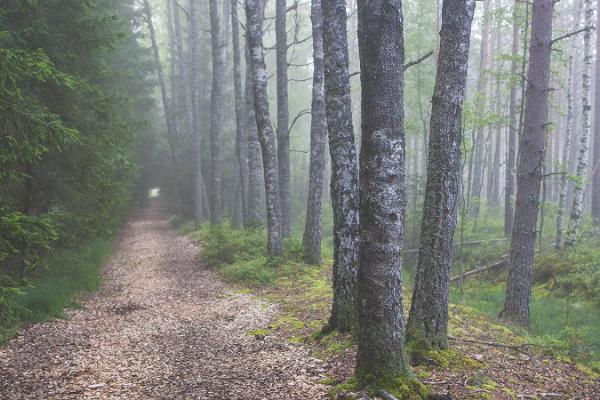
[410,348,484,371]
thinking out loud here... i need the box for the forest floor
[0,200,329,399]
[1,200,599,400]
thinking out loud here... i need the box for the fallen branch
[450,256,508,283]
[404,238,508,255]
[447,335,546,355]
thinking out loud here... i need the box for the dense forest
[1,0,599,398]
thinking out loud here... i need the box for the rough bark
[322,0,360,333]
[556,58,575,249]
[592,0,600,224]
[246,0,284,256]
[276,0,291,237]
[504,0,521,236]
[302,0,327,265]
[245,45,264,227]
[503,0,553,326]
[566,0,594,247]
[209,0,226,224]
[356,0,411,384]
[406,0,476,351]
[232,0,248,228]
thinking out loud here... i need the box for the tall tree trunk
[246,0,284,256]
[209,0,226,224]
[470,0,491,218]
[322,0,360,333]
[592,0,600,224]
[302,0,327,265]
[172,0,194,138]
[406,0,476,352]
[556,58,574,249]
[143,0,183,211]
[189,0,208,223]
[356,0,412,385]
[276,0,291,237]
[232,0,248,228]
[566,0,594,246]
[502,0,553,326]
[245,45,264,227]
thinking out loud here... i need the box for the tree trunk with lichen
[406,0,476,351]
[356,0,412,386]
[322,0,360,333]
[246,0,283,256]
[276,0,291,237]
[566,0,594,247]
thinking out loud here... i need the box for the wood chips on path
[0,201,328,399]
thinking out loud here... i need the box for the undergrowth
[0,239,112,345]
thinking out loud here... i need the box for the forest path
[0,200,328,399]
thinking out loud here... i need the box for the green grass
[451,281,600,370]
[0,239,113,344]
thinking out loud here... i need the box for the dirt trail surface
[0,201,328,399]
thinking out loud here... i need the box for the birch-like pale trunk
[503,0,553,326]
[302,0,327,265]
[356,0,411,384]
[406,0,476,351]
[566,0,594,247]
[246,0,283,255]
[556,58,575,250]
[231,0,248,228]
[322,0,360,333]
[245,44,264,227]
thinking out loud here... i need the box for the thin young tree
[407,0,476,351]
[566,0,594,246]
[246,0,284,255]
[302,0,327,265]
[189,0,208,224]
[556,57,575,249]
[142,0,183,211]
[322,0,360,332]
[506,0,521,236]
[355,0,414,388]
[245,44,264,227]
[209,0,226,224]
[503,0,554,326]
[276,0,291,237]
[231,0,248,228]
[470,0,491,218]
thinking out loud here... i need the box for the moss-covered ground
[186,221,600,399]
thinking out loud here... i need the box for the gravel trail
[0,200,328,399]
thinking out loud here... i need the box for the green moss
[328,377,357,398]
[249,328,271,338]
[361,374,428,400]
[407,333,485,371]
